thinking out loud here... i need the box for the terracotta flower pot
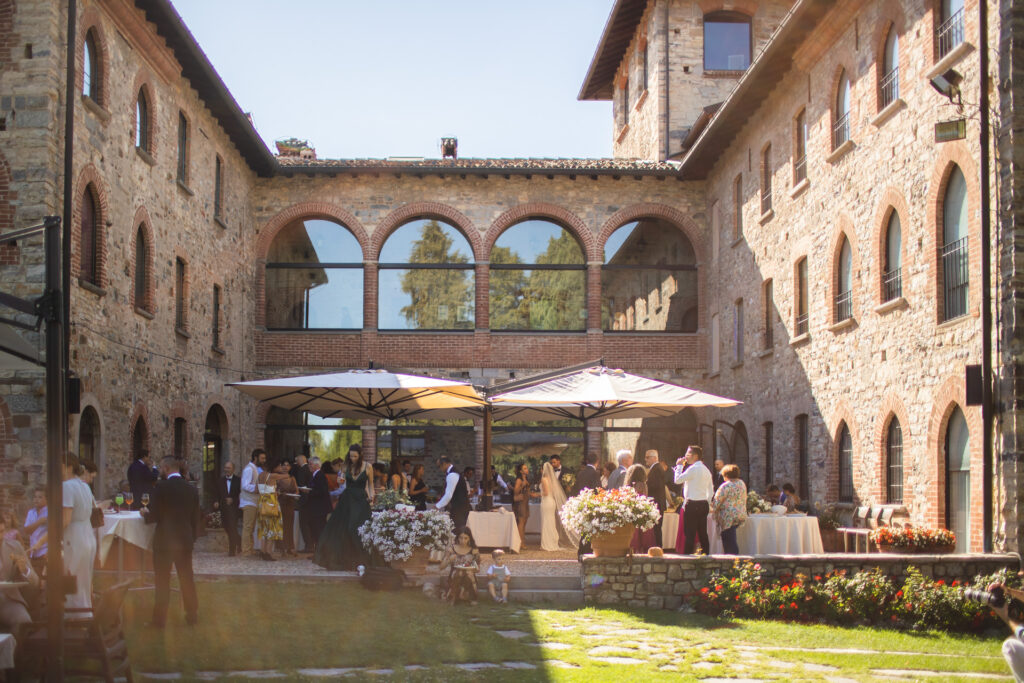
[391,547,431,575]
[591,524,636,557]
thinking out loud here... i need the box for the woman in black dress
[314,444,375,571]
[409,464,428,510]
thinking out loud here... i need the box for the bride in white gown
[540,462,579,551]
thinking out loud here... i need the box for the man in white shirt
[239,448,266,557]
[607,450,632,490]
[674,445,714,555]
[435,455,470,530]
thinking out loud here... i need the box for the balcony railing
[793,155,807,184]
[942,237,969,320]
[882,267,902,302]
[795,312,809,337]
[761,187,772,215]
[937,9,965,59]
[833,112,850,150]
[834,289,852,323]
[880,66,899,109]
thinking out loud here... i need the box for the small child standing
[486,549,512,603]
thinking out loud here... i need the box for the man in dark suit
[214,461,241,556]
[126,450,157,509]
[435,455,470,531]
[549,455,567,494]
[143,456,201,627]
[305,457,331,554]
[573,453,603,558]
[645,449,669,548]
[291,454,313,552]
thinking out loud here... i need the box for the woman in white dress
[63,454,97,614]
[539,462,579,551]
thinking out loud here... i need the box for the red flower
[701,587,710,594]
[891,615,898,622]
[715,585,723,591]
[936,580,945,586]
[952,580,960,587]
[790,602,798,609]
[782,586,789,593]
[814,575,822,581]
[896,590,903,598]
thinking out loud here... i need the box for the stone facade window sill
[730,236,744,248]
[758,208,774,225]
[211,345,225,356]
[81,95,110,123]
[754,348,773,359]
[134,306,154,320]
[828,318,856,333]
[925,42,975,81]
[615,123,630,144]
[936,314,973,331]
[826,140,855,164]
[703,69,744,79]
[176,179,194,196]
[789,178,810,199]
[135,147,155,166]
[871,98,905,128]
[729,360,744,369]
[706,371,720,380]
[790,332,810,347]
[214,216,228,230]
[874,297,907,315]
[78,278,106,297]
[634,89,648,111]
[175,326,191,339]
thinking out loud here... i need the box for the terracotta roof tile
[276,156,679,176]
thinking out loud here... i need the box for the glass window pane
[380,219,472,264]
[493,220,583,265]
[704,20,750,70]
[134,229,146,305]
[83,35,95,98]
[943,166,968,244]
[269,219,361,264]
[886,212,902,271]
[839,239,852,292]
[379,268,474,330]
[490,268,584,330]
[946,407,970,471]
[884,29,899,72]
[602,268,697,331]
[266,266,363,329]
[603,220,695,265]
[837,73,851,115]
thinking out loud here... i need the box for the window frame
[838,423,853,503]
[760,143,773,215]
[733,174,743,240]
[883,210,903,302]
[702,10,752,73]
[941,164,969,321]
[733,297,744,364]
[793,109,808,185]
[82,29,100,103]
[135,87,150,153]
[214,155,224,222]
[175,256,188,333]
[133,224,151,313]
[79,184,99,285]
[880,26,900,109]
[212,284,222,350]
[795,256,809,336]
[762,278,774,350]
[833,70,851,150]
[835,236,853,323]
[177,111,189,186]
[886,416,904,504]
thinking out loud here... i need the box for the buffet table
[466,509,521,553]
[498,502,541,535]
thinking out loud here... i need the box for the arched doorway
[945,406,970,552]
[78,406,101,493]
[730,421,750,479]
[203,405,229,509]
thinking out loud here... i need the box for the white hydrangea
[358,508,455,563]
[560,487,660,541]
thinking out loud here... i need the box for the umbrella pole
[482,405,493,509]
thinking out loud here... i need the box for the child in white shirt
[486,549,512,603]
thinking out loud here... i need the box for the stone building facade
[0,0,1020,552]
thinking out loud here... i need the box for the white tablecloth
[0,634,13,669]
[467,510,521,553]
[98,511,155,564]
[736,513,824,555]
[498,502,541,535]
[661,511,722,554]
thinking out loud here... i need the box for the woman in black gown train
[314,444,375,570]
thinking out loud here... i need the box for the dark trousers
[450,506,469,532]
[720,523,740,555]
[298,503,313,552]
[682,499,710,554]
[222,506,241,555]
[153,547,198,626]
[653,504,666,548]
[281,497,296,553]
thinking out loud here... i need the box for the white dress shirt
[239,462,259,509]
[435,466,461,509]
[673,461,714,502]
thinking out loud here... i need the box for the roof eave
[578,0,626,101]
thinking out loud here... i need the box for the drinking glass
[141,493,150,509]
[114,493,124,512]
[125,492,134,508]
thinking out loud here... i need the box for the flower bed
[870,526,955,552]
[689,559,1014,633]
[561,487,660,541]
[358,508,454,563]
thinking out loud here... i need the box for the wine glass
[141,493,150,509]
[125,492,134,509]
[114,493,124,512]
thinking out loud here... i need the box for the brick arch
[128,403,151,459]
[829,62,855,142]
[171,400,190,463]
[0,1,16,72]
[0,150,18,264]
[78,8,110,109]
[130,70,158,158]
[484,203,593,261]
[872,0,907,112]
[370,202,480,262]
[73,395,107,492]
[256,202,369,261]
[129,206,155,313]
[828,399,858,503]
[696,0,757,16]
[597,203,707,265]
[874,187,912,304]
[926,142,981,323]
[926,374,983,539]
[873,393,911,505]
[827,216,860,324]
[72,164,109,288]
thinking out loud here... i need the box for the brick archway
[130,70,159,158]
[597,203,707,265]
[129,206,155,312]
[370,202,481,261]
[78,8,110,109]
[828,399,858,503]
[873,393,911,505]
[256,202,369,260]
[484,203,593,260]
[926,374,983,539]
[128,403,151,460]
[72,164,110,288]
[827,216,860,324]
[873,187,912,304]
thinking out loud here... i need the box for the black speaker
[67,376,81,414]
[965,365,983,406]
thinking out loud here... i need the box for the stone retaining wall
[581,553,1021,610]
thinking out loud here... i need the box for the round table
[98,511,155,575]
[466,509,521,553]
[661,511,722,554]
[736,513,824,554]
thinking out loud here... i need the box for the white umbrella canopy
[488,366,741,421]
[227,369,485,420]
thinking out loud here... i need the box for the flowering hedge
[561,487,660,541]
[869,525,955,549]
[358,508,454,563]
[689,559,1017,633]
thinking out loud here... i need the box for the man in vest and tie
[435,455,470,531]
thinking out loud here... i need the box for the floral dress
[712,478,748,530]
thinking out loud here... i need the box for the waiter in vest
[435,455,470,530]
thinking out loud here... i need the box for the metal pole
[43,215,66,682]
[62,0,75,377]
[978,0,993,553]
[482,405,493,506]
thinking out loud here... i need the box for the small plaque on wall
[935,119,966,143]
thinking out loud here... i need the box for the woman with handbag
[256,459,286,561]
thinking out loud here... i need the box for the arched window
[938,0,965,58]
[881,27,900,108]
[602,219,697,332]
[490,219,585,330]
[833,70,851,149]
[265,218,363,330]
[795,257,809,336]
[379,219,474,330]
[80,184,98,284]
[173,417,186,460]
[942,165,969,320]
[135,88,150,153]
[886,417,903,504]
[703,11,751,71]
[132,415,149,461]
[838,423,853,502]
[835,236,852,322]
[134,225,150,311]
[78,406,100,469]
[732,421,749,480]
[83,30,99,102]
[883,211,902,302]
[945,405,970,552]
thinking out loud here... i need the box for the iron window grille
[882,267,902,302]
[832,112,850,150]
[795,312,809,337]
[937,9,964,59]
[834,290,852,322]
[793,155,807,185]
[880,66,899,109]
[886,420,903,504]
[941,236,969,320]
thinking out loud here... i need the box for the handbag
[257,474,279,517]
[90,506,104,529]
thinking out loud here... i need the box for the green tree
[488,245,528,329]
[400,221,473,329]
[526,231,586,329]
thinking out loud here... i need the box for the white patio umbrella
[227,369,485,420]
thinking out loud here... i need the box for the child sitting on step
[486,549,512,603]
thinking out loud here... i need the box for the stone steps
[475,573,583,605]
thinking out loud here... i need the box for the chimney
[441,137,458,159]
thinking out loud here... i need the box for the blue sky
[171,0,614,160]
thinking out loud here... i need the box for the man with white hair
[607,449,632,490]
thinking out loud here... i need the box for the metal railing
[942,237,969,320]
[761,187,772,215]
[832,112,850,150]
[880,66,899,108]
[834,289,852,323]
[793,155,807,184]
[937,9,964,58]
[795,312,809,337]
[882,268,902,302]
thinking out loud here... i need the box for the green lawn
[119,579,1010,681]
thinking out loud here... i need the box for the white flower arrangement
[747,491,773,514]
[358,508,455,563]
[560,487,660,542]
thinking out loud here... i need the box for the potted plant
[560,487,660,557]
[870,526,956,554]
[358,508,454,572]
